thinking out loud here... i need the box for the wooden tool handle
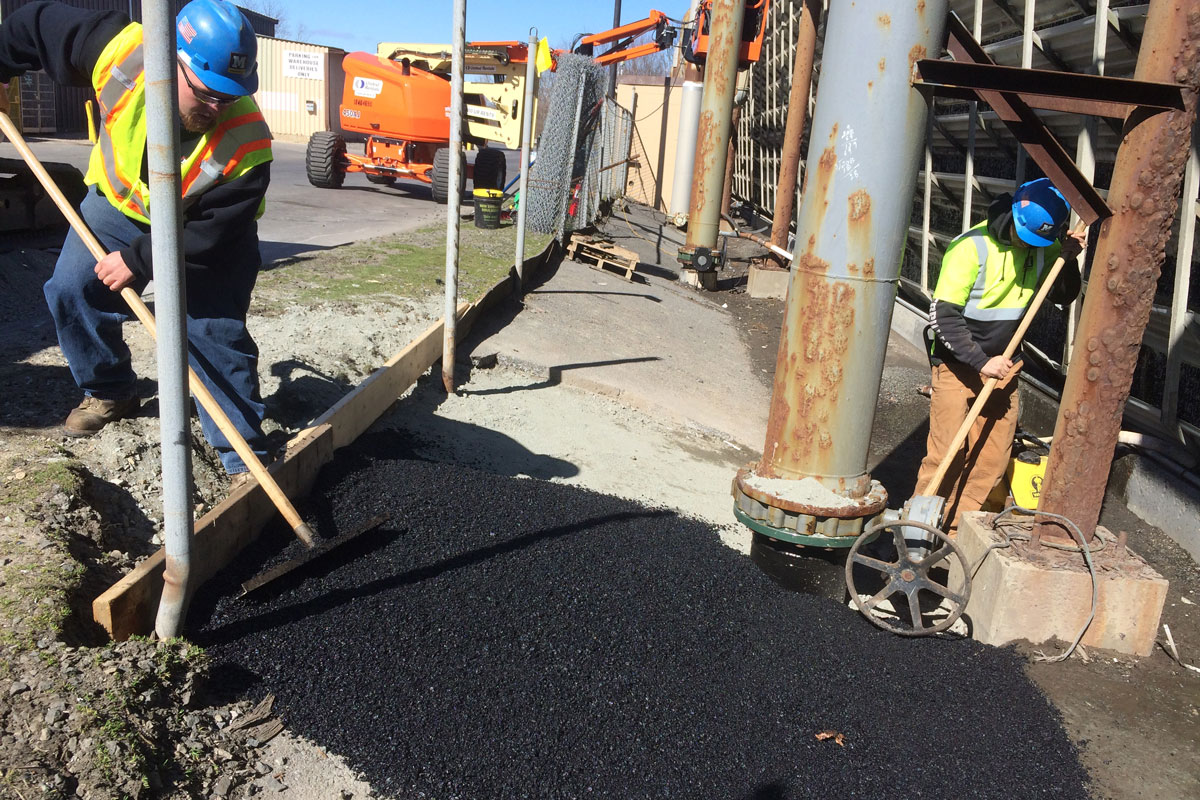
[920,223,1086,499]
[0,111,313,548]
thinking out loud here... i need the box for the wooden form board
[93,242,557,640]
[92,424,334,641]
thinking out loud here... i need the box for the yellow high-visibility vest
[85,22,272,225]
[934,221,1063,322]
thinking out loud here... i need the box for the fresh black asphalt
[191,431,1091,799]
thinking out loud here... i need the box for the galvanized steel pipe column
[682,0,745,260]
[443,0,467,393]
[514,29,538,294]
[767,0,822,266]
[149,0,194,639]
[1034,0,1200,544]
[734,0,950,542]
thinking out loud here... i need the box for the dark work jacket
[0,1,270,283]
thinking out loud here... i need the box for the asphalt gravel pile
[191,432,1091,799]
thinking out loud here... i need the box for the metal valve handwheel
[845,519,972,636]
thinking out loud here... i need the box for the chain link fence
[526,55,634,238]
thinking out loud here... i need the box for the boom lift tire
[472,148,507,191]
[431,147,464,204]
[306,131,346,189]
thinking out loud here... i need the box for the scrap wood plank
[567,235,640,282]
[92,240,560,641]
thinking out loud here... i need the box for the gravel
[191,435,1091,799]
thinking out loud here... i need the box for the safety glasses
[179,61,239,107]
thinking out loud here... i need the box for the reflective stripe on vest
[949,223,1047,323]
[85,23,272,225]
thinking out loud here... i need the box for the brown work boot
[63,395,138,437]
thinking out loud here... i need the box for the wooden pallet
[567,234,640,282]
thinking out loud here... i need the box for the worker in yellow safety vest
[917,178,1085,534]
[0,0,273,483]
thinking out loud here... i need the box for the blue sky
[265,1,693,55]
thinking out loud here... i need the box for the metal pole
[442,0,466,394]
[148,0,193,639]
[767,0,822,266]
[736,0,950,516]
[609,0,623,98]
[921,111,933,292]
[720,101,741,221]
[962,0,983,232]
[621,91,637,197]
[1164,125,1198,434]
[681,0,746,277]
[1034,0,1200,544]
[1015,0,1034,184]
[514,28,537,296]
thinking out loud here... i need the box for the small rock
[212,774,233,797]
[9,681,29,696]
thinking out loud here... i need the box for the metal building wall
[732,0,1200,452]
[254,36,341,143]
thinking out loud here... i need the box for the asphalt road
[0,135,522,262]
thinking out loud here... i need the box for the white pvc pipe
[668,80,703,218]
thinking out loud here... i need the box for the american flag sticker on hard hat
[179,17,197,44]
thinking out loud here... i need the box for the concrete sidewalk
[468,236,773,452]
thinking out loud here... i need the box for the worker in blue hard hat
[916,177,1086,534]
[0,0,273,487]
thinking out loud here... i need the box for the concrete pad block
[747,264,790,299]
[679,268,718,291]
[950,512,1168,657]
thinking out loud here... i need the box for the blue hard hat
[1011,178,1070,247]
[176,0,258,97]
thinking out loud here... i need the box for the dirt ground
[0,203,1197,798]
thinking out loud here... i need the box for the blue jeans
[43,187,267,474]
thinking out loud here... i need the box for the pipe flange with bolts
[732,464,889,546]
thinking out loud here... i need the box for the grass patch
[257,222,552,306]
[0,450,82,508]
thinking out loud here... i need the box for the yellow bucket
[1007,450,1048,509]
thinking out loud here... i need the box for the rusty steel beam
[919,81,1137,119]
[915,59,1185,114]
[767,0,823,268]
[1034,0,1200,544]
[722,103,742,221]
[945,13,1111,224]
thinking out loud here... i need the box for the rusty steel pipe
[768,0,823,267]
[721,102,742,222]
[1034,1,1200,544]
[683,0,746,254]
[750,0,950,495]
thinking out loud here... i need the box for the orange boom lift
[304,2,769,203]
